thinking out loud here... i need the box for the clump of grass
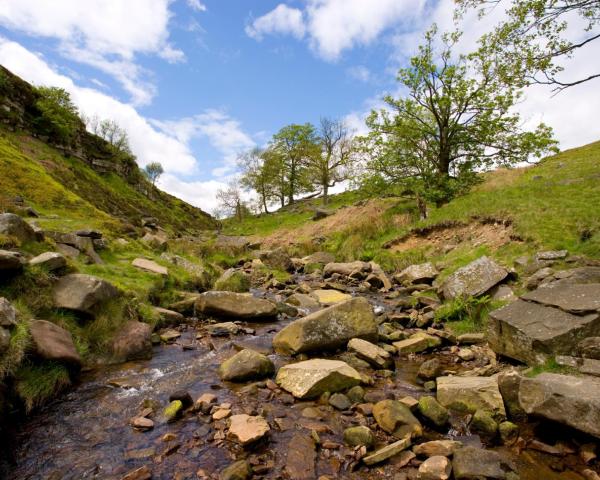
[0,265,55,316]
[0,318,31,379]
[80,297,130,355]
[436,295,503,335]
[15,361,71,412]
[526,357,576,377]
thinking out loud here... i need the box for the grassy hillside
[224,140,600,269]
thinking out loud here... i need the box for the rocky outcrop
[218,349,275,382]
[195,292,278,320]
[29,320,81,367]
[272,297,377,355]
[521,283,600,314]
[519,373,600,439]
[440,256,508,300]
[0,213,36,243]
[275,359,362,399]
[53,274,119,315]
[436,376,506,418]
[109,321,152,362]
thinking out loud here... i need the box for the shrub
[34,86,81,145]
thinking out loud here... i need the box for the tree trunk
[322,183,329,205]
[416,194,428,220]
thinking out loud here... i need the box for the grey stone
[436,376,506,418]
[579,337,600,359]
[373,399,423,439]
[329,393,351,410]
[0,213,36,243]
[0,297,17,327]
[258,248,293,271]
[395,262,438,285]
[218,349,275,382]
[452,447,507,479]
[440,256,508,300]
[29,320,81,367]
[53,274,119,315]
[29,251,67,271]
[195,291,278,320]
[521,283,600,314]
[0,249,25,272]
[535,250,568,261]
[323,261,371,277]
[207,322,240,336]
[109,321,152,362]
[213,269,250,292]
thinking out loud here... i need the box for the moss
[15,361,72,412]
[163,399,183,422]
[214,270,250,292]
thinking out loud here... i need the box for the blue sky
[0,0,598,212]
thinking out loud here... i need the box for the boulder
[413,440,463,457]
[195,292,278,320]
[362,436,412,466]
[29,252,67,271]
[440,256,508,300]
[110,321,152,362]
[419,456,452,480]
[207,322,240,336]
[53,274,119,315]
[521,283,600,314]
[272,297,377,355]
[141,232,168,250]
[323,261,371,277]
[394,333,441,354]
[285,293,320,309]
[519,373,600,439]
[373,399,423,439]
[470,409,498,438]
[368,262,393,291]
[0,249,25,272]
[309,289,352,305]
[329,392,351,410]
[417,396,449,428]
[154,307,185,326]
[258,248,293,271]
[497,369,526,420]
[488,299,600,364]
[132,258,168,276]
[348,338,393,369]
[228,414,270,445]
[395,262,439,285]
[418,358,442,380]
[452,447,507,479]
[275,359,361,399]
[214,235,250,253]
[56,243,80,259]
[343,425,374,447]
[0,297,17,327]
[436,376,506,418]
[214,269,251,293]
[29,320,81,367]
[219,349,275,382]
[0,213,36,243]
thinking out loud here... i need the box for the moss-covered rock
[418,396,449,428]
[163,399,183,423]
[214,269,250,292]
[343,425,374,448]
[218,349,274,382]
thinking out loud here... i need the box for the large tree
[271,123,319,205]
[458,0,600,90]
[144,162,164,186]
[238,147,280,214]
[310,117,356,205]
[360,26,558,218]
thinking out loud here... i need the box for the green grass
[526,357,577,377]
[15,362,72,412]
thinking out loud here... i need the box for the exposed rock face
[440,256,508,300]
[109,321,152,362]
[0,249,25,272]
[519,373,600,439]
[214,269,251,293]
[348,338,393,369]
[488,298,600,364]
[29,320,81,367]
[131,258,168,275]
[0,213,36,243]
[29,252,67,271]
[275,359,361,399]
[258,248,293,271]
[272,297,377,355]
[323,261,371,277]
[373,399,423,439]
[218,349,275,382]
[436,376,506,418]
[195,292,278,320]
[521,283,600,314]
[395,262,439,285]
[53,274,119,315]
[309,289,352,305]
[227,414,270,445]
[452,447,507,479]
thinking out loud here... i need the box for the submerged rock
[195,291,278,320]
[440,256,508,300]
[272,297,377,355]
[275,358,361,399]
[285,433,316,479]
[218,349,275,382]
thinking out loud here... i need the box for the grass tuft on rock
[15,361,72,413]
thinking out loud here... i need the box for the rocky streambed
[3,259,600,480]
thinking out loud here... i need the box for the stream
[1,286,596,480]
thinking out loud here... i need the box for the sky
[0,0,598,214]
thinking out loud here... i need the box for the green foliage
[0,318,31,380]
[436,294,505,335]
[526,357,576,377]
[34,86,81,144]
[144,161,164,186]
[15,362,72,412]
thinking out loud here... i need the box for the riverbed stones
[470,409,498,438]
[393,333,441,355]
[272,297,377,355]
[436,376,506,418]
[228,414,270,445]
[440,256,508,300]
[413,440,463,457]
[163,400,183,422]
[362,436,412,465]
[29,320,81,367]
[109,321,152,362]
[343,425,374,447]
[275,359,361,399]
[452,447,507,479]
[285,433,316,479]
[396,262,438,285]
[417,396,449,428]
[258,248,293,271]
[29,251,67,271]
[419,456,452,480]
[285,293,320,310]
[519,373,600,438]
[207,322,240,336]
[153,307,185,326]
[0,213,36,243]
[488,298,600,364]
[323,261,371,277]
[329,392,351,410]
[53,274,119,315]
[348,338,393,369]
[521,283,600,314]
[218,349,275,382]
[310,289,352,305]
[373,399,423,439]
[195,291,278,320]
[131,416,154,430]
[418,358,442,380]
[219,460,252,480]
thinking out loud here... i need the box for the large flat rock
[519,373,600,439]
[440,256,508,300]
[275,358,361,399]
[195,291,278,320]
[436,376,506,418]
[488,299,600,364]
[272,297,377,355]
[521,283,600,314]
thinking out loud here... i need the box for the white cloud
[347,65,371,83]
[245,4,306,40]
[187,0,207,12]
[0,0,183,105]
[0,38,253,213]
[246,0,426,60]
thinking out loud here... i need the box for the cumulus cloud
[0,0,185,105]
[187,0,207,12]
[347,65,371,83]
[246,0,426,60]
[0,38,255,212]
